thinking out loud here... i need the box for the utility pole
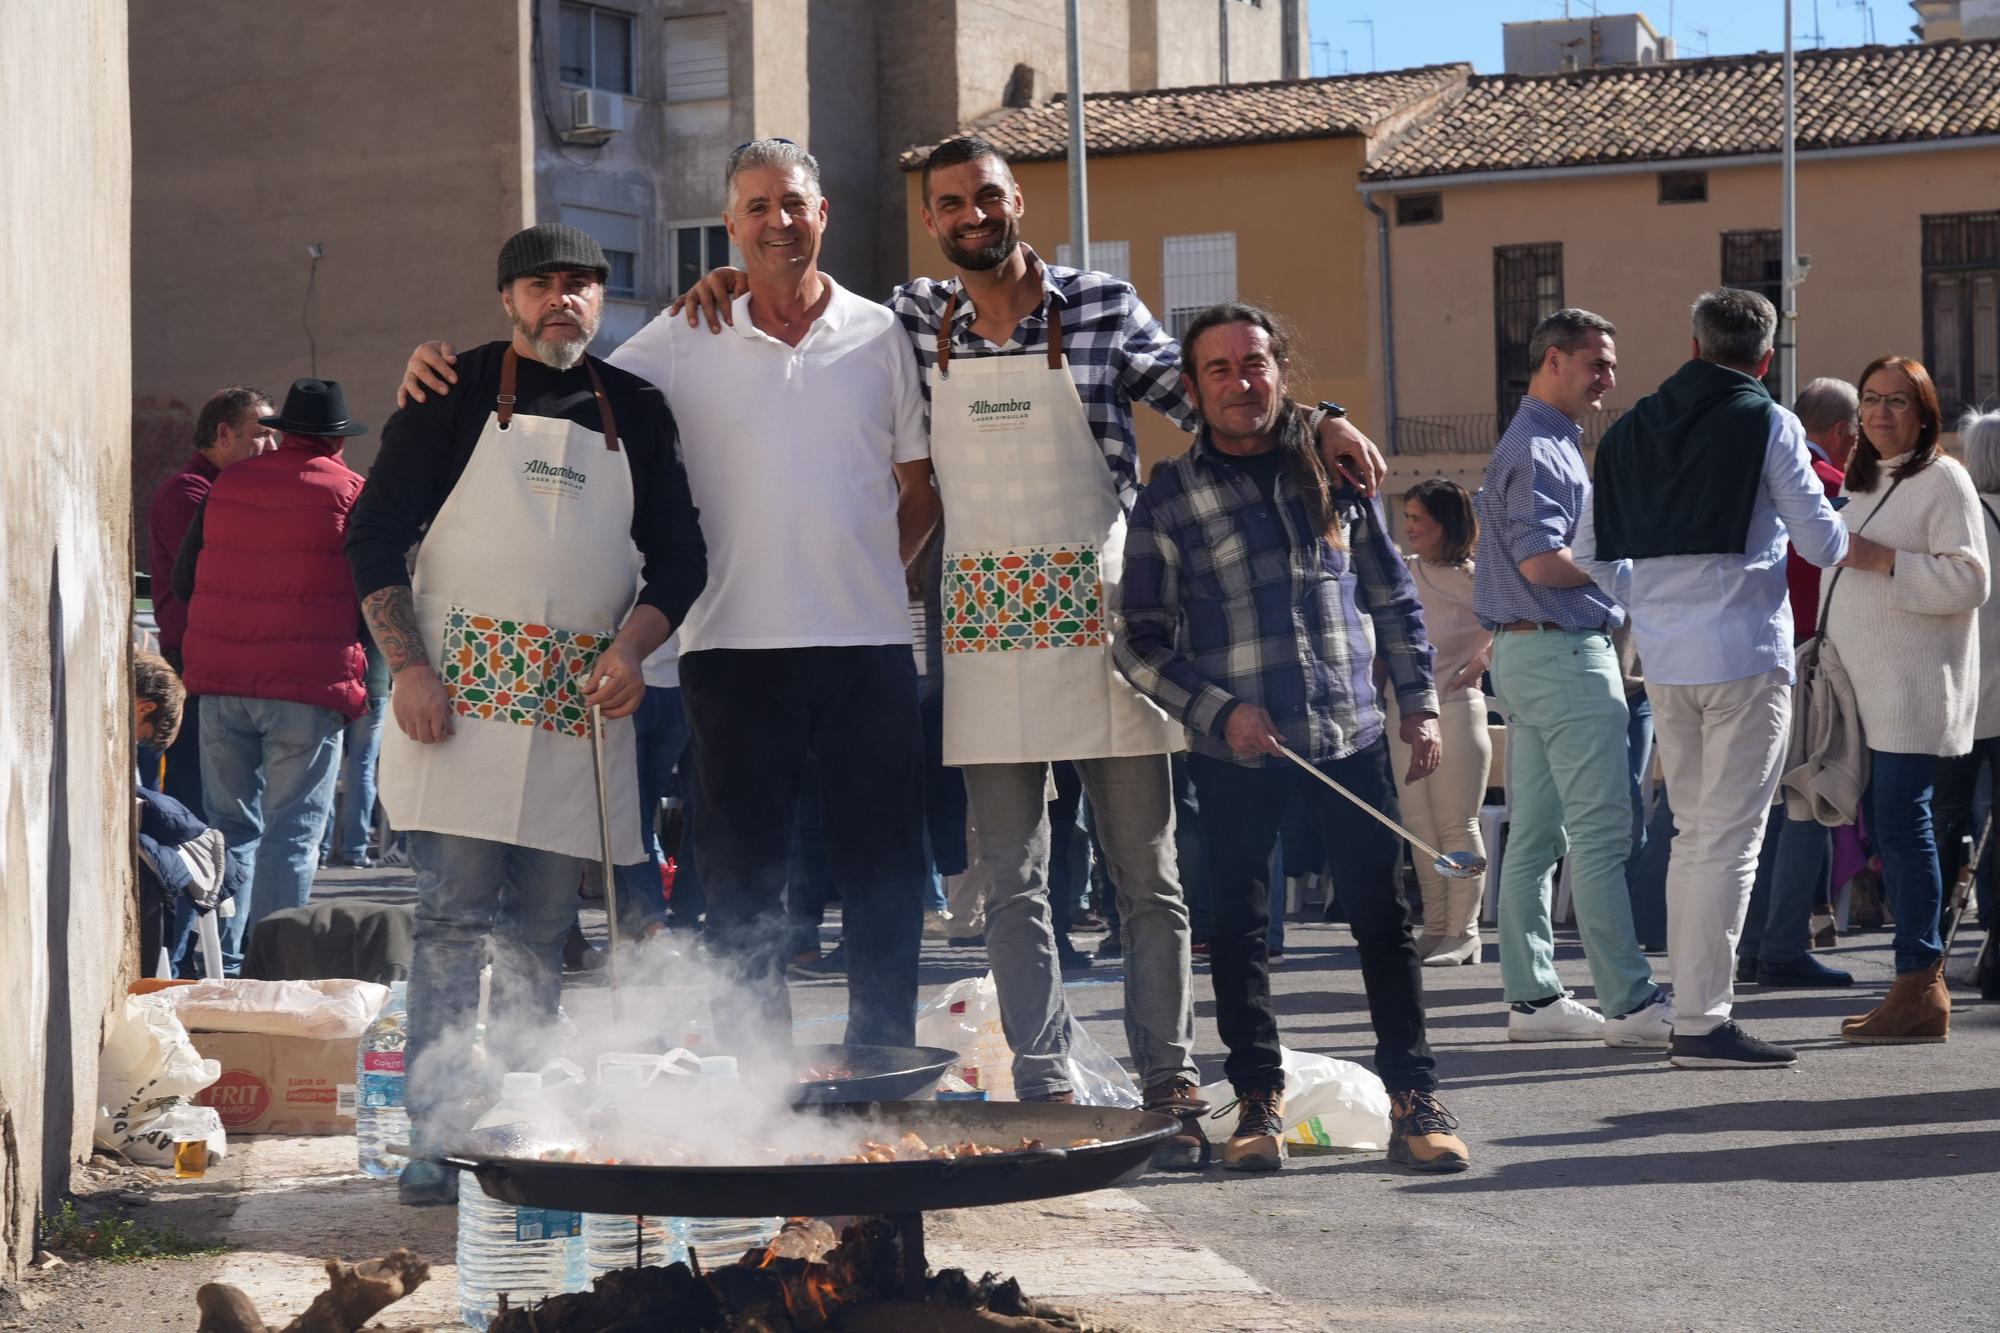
[1065,0,1089,271]
[1781,0,1801,403]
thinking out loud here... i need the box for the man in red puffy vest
[173,378,370,974]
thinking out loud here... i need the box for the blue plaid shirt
[1114,429,1438,766]
[887,247,1195,509]
[1471,396,1625,632]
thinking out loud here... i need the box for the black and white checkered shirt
[887,247,1196,509]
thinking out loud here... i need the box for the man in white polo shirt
[398,140,940,1056]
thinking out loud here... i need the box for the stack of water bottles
[455,1060,590,1329]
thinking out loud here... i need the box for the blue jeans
[320,693,387,861]
[611,686,689,934]
[405,830,583,1141]
[200,695,345,975]
[1864,749,1946,974]
[920,686,965,914]
[1623,691,1668,950]
[1739,807,1830,966]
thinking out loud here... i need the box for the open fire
[485,1216,1105,1332]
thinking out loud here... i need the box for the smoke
[408,920,908,1167]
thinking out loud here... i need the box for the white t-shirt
[641,630,681,690]
[609,276,929,653]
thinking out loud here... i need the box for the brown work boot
[1143,1075,1211,1171]
[1019,1088,1076,1104]
[1217,1087,1286,1172]
[1388,1090,1472,1173]
[1842,960,1950,1044]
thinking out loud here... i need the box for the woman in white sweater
[1824,356,1989,1044]
[1388,479,1494,966]
[1929,410,2000,941]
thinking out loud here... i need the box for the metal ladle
[1275,743,1487,881]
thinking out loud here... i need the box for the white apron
[929,297,1182,766]
[377,348,645,862]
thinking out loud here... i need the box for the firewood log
[194,1249,431,1333]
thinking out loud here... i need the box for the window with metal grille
[1162,233,1238,341]
[1658,171,1708,204]
[671,219,733,298]
[559,3,634,94]
[1395,193,1443,226]
[1923,211,2000,418]
[1493,242,1563,426]
[1055,240,1132,283]
[665,13,729,102]
[1721,229,1783,394]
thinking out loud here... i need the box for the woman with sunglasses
[1823,355,1989,1044]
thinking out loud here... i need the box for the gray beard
[532,331,588,371]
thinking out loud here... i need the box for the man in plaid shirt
[1116,302,1471,1174]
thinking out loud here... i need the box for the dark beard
[943,219,1019,272]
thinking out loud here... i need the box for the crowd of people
[134,133,1995,1208]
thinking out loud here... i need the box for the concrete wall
[904,136,1377,472]
[1502,15,1668,74]
[1142,0,1306,87]
[130,0,534,522]
[1371,143,2000,443]
[0,0,134,1283]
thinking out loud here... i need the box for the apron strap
[497,346,519,429]
[583,359,621,452]
[496,345,620,451]
[935,291,1065,376]
[937,292,958,378]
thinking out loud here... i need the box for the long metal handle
[589,702,625,1021]
[1274,743,1450,866]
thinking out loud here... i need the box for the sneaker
[1096,934,1123,960]
[1266,949,1286,966]
[397,1158,459,1207]
[1217,1088,1286,1171]
[1057,943,1095,973]
[1143,1075,1211,1171]
[795,946,846,975]
[1669,1020,1799,1069]
[1755,954,1854,987]
[945,933,986,949]
[1603,989,1675,1049]
[1735,956,1759,984]
[1190,941,1211,959]
[921,909,955,940]
[1387,1090,1471,1173]
[1506,991,1605,1042]
[1072,911,1108,932]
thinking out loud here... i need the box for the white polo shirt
[609,276,929,653]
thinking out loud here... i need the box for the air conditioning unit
[567,88,630,142]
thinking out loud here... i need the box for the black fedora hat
[260,378,369,437]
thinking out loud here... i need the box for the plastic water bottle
[582,1062,685,1277]
[355,981,409,1179]
[456,1066,588,1329]
[678,1057,779,1268]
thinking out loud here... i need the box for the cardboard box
[189,1030,359,1135]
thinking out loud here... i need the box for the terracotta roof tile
[1363,38,2000,181]
[898,65,1472,168]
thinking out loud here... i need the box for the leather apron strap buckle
[497,345,620,451]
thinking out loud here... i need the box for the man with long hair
[1116,302,1468,1175]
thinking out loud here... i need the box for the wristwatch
[1318,400,1347,419]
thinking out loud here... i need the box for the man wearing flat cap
[347,222,707,1203]
[173,377,372,974]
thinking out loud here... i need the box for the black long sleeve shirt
[345,341,707,628]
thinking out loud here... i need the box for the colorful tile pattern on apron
[439,607,614,738]
[944,543,1105,654]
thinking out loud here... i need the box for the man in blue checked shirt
[1116,302,1470,1176]
[1470,308,1673,1051]
[668,135,1387,1173]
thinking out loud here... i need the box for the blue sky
[1303,1,1914,75]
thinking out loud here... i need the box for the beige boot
[1842,961,1949,1043]
[1424,873,1485,966]
[1413,865,1448,958]
[1219,1088,1286,1171]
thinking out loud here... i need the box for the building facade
[0,0,135,1284]
[1501,12,1674,74]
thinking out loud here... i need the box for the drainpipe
[1362,189,1399,454]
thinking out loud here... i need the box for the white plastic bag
[914,972,1140,1108]
[1198,1047,1390,1150]
[155,977,389,1040]
[96,993,228,1166]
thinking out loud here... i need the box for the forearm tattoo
[361,586,430,673]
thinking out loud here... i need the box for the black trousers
[1934,734,2000,927]
[680,646,926,1055]
[1189,740,1437,1096]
